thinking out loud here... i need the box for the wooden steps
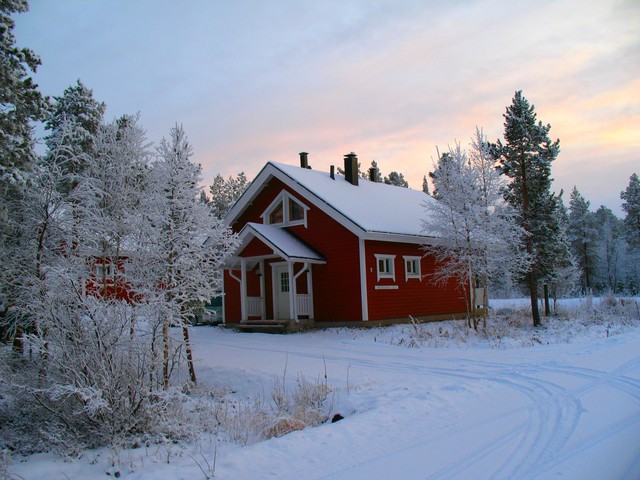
[234,319,289,334]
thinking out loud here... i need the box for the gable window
[403,256,421,281]
[262,191,309,227]
[289,199,304,222]
[269,202,284,224]
[374,254,396,282]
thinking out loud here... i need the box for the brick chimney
[344,152,359,186]
[299,152,309,169]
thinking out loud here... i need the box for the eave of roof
[234,222,325,264]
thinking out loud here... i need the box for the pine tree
[492,91,561,326]
[0,0,49,183]
[568,186,598,293]
[384,171,409,188]
[621,173,640,252]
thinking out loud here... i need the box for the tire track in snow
[199,333,640,479]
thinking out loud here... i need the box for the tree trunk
[528,273,541,327]
[543,283,550,316]
[162,318,170,390]
[183,326,197,385]
[12,324,24,356]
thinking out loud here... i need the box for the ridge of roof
[268,161,435,238]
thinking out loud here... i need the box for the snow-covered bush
[206,373,333,445]
[0,299,197,454]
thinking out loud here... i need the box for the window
[289,199,304,222]
[280,271,290,293]
[269,202,284,224]
[262,191,309,227]
[94,263,113,281]
[374,254,396,282]
[403,256,421,281]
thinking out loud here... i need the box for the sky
[13,0,640,215]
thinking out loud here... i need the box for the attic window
[289,199,304,221]
[262,191,309,227]
[269,202,284,224]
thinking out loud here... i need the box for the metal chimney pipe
[299,152,309,169]
[344,152,358,186]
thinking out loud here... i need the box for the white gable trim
[260,189,310,228]
[225,163,367,238]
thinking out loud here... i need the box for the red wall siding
[223,270,241,323]
[239,237,273,257]
[231,177,362,322]
[364,240,467,321]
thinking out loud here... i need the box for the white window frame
[94,263,113,281]
[403,256,422,281]
[374,254,396,282]
[261,190,309,228]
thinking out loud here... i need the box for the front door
[275,265,291,319]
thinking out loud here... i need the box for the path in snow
[190,328,640,480]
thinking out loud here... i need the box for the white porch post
[359,237,369,321]
[288,261,295,321]
[240,258,248,322]
[306,264,314,320]
[259,260,266,320]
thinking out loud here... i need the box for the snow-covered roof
[238,222,325,263]
[225,160,439,243]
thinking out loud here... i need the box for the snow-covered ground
[6,298,640,479]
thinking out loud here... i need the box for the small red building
[222,153,468,329]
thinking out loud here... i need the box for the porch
[223,222,326,328]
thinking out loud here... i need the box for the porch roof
[234,222,326,264]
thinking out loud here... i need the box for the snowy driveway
[191,326,640,480]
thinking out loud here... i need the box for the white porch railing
[247,297,263,317]
[296,294,311,317]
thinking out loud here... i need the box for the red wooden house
[222,152,468,330]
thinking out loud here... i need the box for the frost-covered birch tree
[141,125,237,387]
[423,128,529,329]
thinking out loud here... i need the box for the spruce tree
[568,186,598,293]
[44,79,106,177]
[422,175,429,194]
[493,91,561,326]
[621,173,640,252]
[594,206,625,292]
[208,171,249,219]
[0,0,49,183]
